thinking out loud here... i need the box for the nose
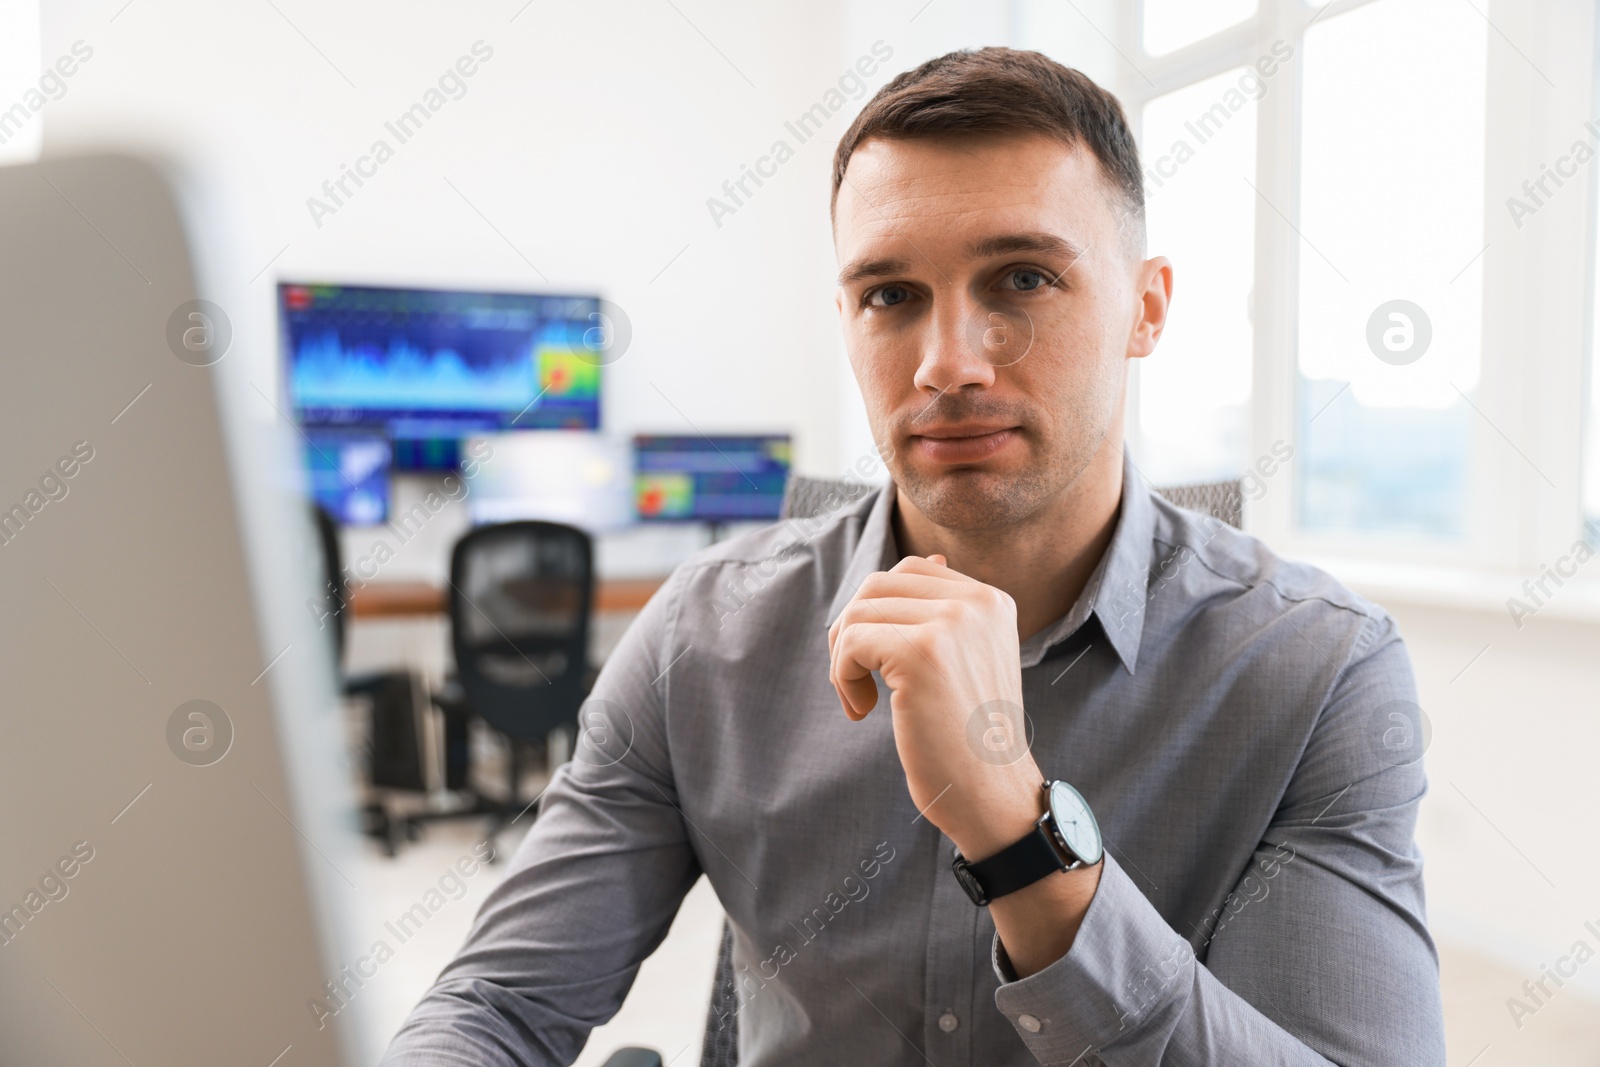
[913,292,1000,397]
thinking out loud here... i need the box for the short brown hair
[831,47,1145,251]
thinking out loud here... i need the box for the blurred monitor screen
[633,434,791,522]
[303,429,391,525]
[466,431,632,533]
[279,282,603,435]
[390,435,461,471]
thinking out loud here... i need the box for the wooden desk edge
[350,578,667,618]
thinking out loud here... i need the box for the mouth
[908,424,1020,465]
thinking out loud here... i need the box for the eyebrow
[966,231,1087,262]
[837,255,913,287]
[837,231,1087,286]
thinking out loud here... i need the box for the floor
[350,817,1600,1067]
[1439,941,1600,1067]
[354,817,723,1067]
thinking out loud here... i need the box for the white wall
[36,0,888,479]
[1362,589,1600,1000]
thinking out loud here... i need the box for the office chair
[428,520,599,844]
[609,473,1245,1067]
[1149,478,1244,530]
[312,505,434,855]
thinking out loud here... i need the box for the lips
[910,425,1019,464]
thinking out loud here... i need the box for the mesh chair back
[781,473,1244,529]
[448,521,594,742]
[778,473,877,524]
[1151,479,1243,529]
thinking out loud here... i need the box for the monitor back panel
[0,155,363,1067]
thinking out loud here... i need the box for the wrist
[946,779,1048,861]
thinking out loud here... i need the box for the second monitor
[633,434,791,523]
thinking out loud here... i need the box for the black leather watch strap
[951,813,1069,906]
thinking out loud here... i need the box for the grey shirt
[381,459,1445,1066]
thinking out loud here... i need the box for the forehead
[832,132,1117,267]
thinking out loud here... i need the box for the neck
[892,446,1125,642]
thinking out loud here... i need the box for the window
[1142,0,1260,57]
[0,0,43,166]
[1587,173,1600,537]
[1024,0,1594,577]
[1295,0,1487,538]
[1134,68,1259,487]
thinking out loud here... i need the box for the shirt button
[938,1012,959,1033]
[1017,1013,1043,1033]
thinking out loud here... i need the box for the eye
[866,284,913,308]
[1003,268,1049,292]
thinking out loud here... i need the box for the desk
[349,578,667,618]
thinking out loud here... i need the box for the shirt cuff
[991,852,1195,1063]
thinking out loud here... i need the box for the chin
[897,463,1053,530]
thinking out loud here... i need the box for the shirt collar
[1025,452,1153,674]
[823,483,901,629]
[823,453,1153,674]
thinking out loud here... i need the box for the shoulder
[656,484,881,627]
[1147,495,1399,664]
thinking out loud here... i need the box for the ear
[1127,256,1173,361]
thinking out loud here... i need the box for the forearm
[991,855,1339,1066]
[991,836,1443,1066]
[379,769,701,1066]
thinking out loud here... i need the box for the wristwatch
[951,780,1103,906]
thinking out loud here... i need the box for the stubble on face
[881,354,1120,532]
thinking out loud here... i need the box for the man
[382,47,1445,1065]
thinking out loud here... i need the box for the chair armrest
[430,676,466,716]
[600,1050,663,1067]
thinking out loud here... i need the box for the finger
[831,620,906,720]
[833,663,877,720]
[890,553,979,583]
[837,596,948,629]
[855,569,974,603]
[831,632,879,720]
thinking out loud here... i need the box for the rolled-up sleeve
[380,568,701,1067]
[993,612,1446,1066]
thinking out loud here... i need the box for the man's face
[834,132,1164,530]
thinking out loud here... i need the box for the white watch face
[1048,780,1103,865]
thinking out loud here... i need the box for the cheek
[1016,324,1124,432]
[1035,299,1122,383]
[849,333,915,400]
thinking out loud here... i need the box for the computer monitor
[466,432,633,533]
[279,283,604,436]
[389,435,461,472]
[633,434,791,522]
[302,429,391,525]
[2,154,366,1067]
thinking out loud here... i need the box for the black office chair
[312,504,348,663]
[428,520,598,844]
[312,506,433,855]
[608,474,1246,1067]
